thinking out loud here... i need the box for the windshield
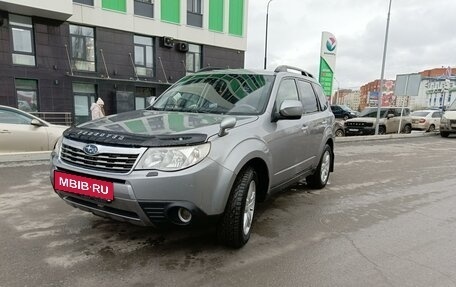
[150,73,275,115]
[411,111,430,117]
[447,100,456,111]
[359,108,387,118]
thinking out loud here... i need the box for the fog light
[177,207,192,223]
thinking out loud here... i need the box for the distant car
[330,104,358,120]
[333,121,345,137]
[0,105,68,152]
[410,110,442,132]
[344,107,412,136]
[440,100,456,137]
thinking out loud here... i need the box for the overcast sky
[245,0,456,90]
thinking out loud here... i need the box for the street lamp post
[264,0,273,70]
[374,0,393,135]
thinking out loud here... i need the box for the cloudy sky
[245,0,456,90]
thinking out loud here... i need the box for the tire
[441,131,450,138]
[427,124,435,133]
[217,167,257,248]
[335,128,345,137]
[306,144,332,189]
[403,124,412,134]
[378,126,386,135]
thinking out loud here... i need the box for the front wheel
[306,144,333,189]
[217,167,257,248]
[441,131,450,138]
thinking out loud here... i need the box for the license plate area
[348,128,359,132]
[54,171,114,201]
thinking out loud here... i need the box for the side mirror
[279,100,303,119]
[31,119,44,127]
[218,116,236,137]
[387,113,395,119]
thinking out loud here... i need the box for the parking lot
[1,135,456,287]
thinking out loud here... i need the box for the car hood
[345,117,378,123]
[64,110,258,147]
[443,111,456,120]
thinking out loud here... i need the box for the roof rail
[274,65,314,78]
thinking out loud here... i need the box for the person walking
[90,98,105,120]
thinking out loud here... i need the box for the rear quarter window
[311,83,329,111]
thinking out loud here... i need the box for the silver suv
[50,66,335,248]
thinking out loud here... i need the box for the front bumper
[344,126,375,136]
[50,149,235,227]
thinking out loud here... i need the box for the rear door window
[297,80,319,113]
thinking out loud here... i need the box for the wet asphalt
[1,135,456,287]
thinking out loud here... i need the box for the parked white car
[440,100,456,137]
[410,110,442,132]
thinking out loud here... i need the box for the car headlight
[52,136,63,157]
[135,143,211,171]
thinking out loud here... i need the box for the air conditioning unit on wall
[176,42,189,52]
[162,36,174,48]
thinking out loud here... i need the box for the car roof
[194,65,318,83]
[0,104,52,125]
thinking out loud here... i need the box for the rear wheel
[427,124,435,132]
[441,131,450,138]
[403,124,412,134]
[378,126,386,135]
[217,167,257,248]
[306,144,332,189]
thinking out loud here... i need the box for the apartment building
[0,0,247,124]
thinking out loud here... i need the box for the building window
[187,0,202,27]
[134,35,154,78]
[73,83,96,124]
[186,44,201,74]
[134,0,154,18]
[10,14,35,66]
[73,0,94,5]
[135,87,156,109]
[15,79,38,112]
[69,25,95,72]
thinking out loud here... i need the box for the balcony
[0,0,72,21]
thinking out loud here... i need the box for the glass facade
[10,14,35,66]
[15,79,38,112]
[70,25,96,72]
[134,35,154,78]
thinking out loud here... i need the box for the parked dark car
[331,105,358,120]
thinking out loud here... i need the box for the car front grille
[61,143,140,173]
[345,122,373,127]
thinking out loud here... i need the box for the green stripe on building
[161,0,180,24]
[102,0,126,12]
[229,0,244,36]
[209,0,224,32]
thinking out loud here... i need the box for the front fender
[207,137,271,212]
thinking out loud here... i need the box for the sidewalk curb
[335,131,439,143]
[0,151,51,162]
